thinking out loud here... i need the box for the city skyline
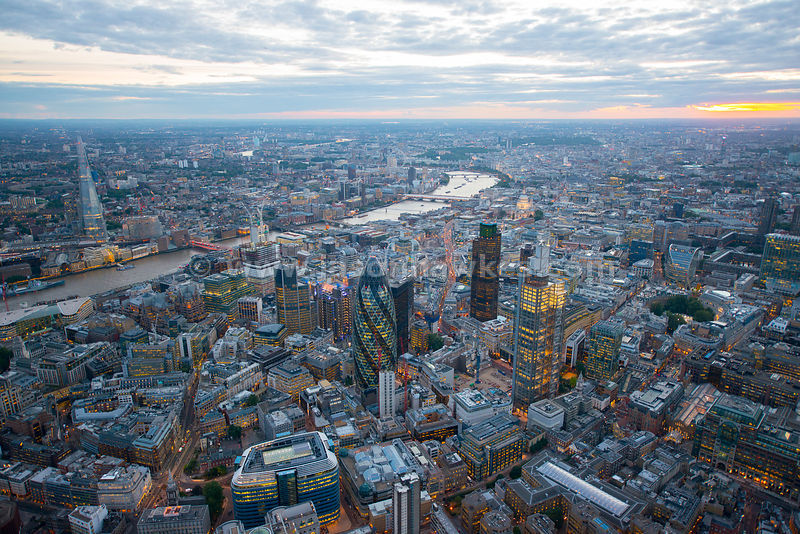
[2,0,800,119]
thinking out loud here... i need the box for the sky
[1,0,799,119]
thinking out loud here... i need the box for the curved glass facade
[231,432,340,528]
[353,257,397,391]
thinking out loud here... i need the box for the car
[178,446,184,453]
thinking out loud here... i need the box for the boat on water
[6,279,65,296]
[116,263,135,271]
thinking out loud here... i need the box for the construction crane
[243,199,268,245]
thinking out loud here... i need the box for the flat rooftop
[241,432,326,474]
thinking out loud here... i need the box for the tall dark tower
[391,277,414,356]
[353,257,397,392]
[758,198,778,237]
[790,205,800,236]
[470,222,501,322]
[275,264,312,335]
[407,167,417,184]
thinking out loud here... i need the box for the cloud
[0,0,799,117]
[692,102,800,112]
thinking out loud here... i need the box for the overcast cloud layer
[1,0,799,119]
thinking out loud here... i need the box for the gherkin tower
[353,257,397,391]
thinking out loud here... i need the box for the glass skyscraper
[760,233,800,296]
[470,222,501,322]
[201,269,250,324]
[76,137,107,242]
[231,431,339,528]
[512,246,566,410]
[664,244,702,287]
[275,263,313,335]
[391,276,414,355]
[585,320,624,381]
[353,257,397,392]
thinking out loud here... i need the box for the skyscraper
[275,264,313,335]
[353,257,397,392]
[407,167,417,184]
[393,472,421,534]
[315,282,352,341]
[231,432,339,528]
[391,276,414,355]
[470,223,501,322]
[76,137,107,242]
[512,245,566,410]
[241,242,280,296]
[202,269,251,324]
[760,233,800,296]
[791,205,800,236]
[758,198,778,237]
[379,370,396,419]
[585,320,624,381]
[664,244,702,287]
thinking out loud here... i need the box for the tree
[0,347,12,374]
[180,361,193,373]
[203,481,224,520]
[666,312,686,334]
[246,394,259,407]
[191,485,204,496]
[428,333,445,352]
[227,425,242,440]
[530,438,548,454]
[510,465,522,479]
[344,376,353,386]
[513,527,522,534]
[533,209,544,221]
[650,302,665,316]
[184,459,197,475]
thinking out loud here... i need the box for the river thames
[6,172,496,310]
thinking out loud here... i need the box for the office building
[266,502,320,534]
[459,413,523,480]
[760,233,800,295]
[791,205,800,236]
[137,505,211,534]
[393,472,421,534]
[379,370,396,419]
[629,380,684,434]
[585,320,624,381]
[68,505,107,534]
[237,296,263,325]
[353,257,397,392]
[410,320,429,355]
[231,432,339,528]
[664,244,702,287]
[391,277,414,355]
[653,220,688,253]
[97,465,152,512]
[275,264,313,335]
[512,245,566,410]
[76,137,107,242]
[254,324,288,348]
[563,329,585,368]
[314,282,352,341]
[470,223,501,322]
[267,361,315,402]
[693,394,800,498]
[202,270,251,324]
[628,239,653,264]
[758,198,778,237]
[241,242,280,296]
